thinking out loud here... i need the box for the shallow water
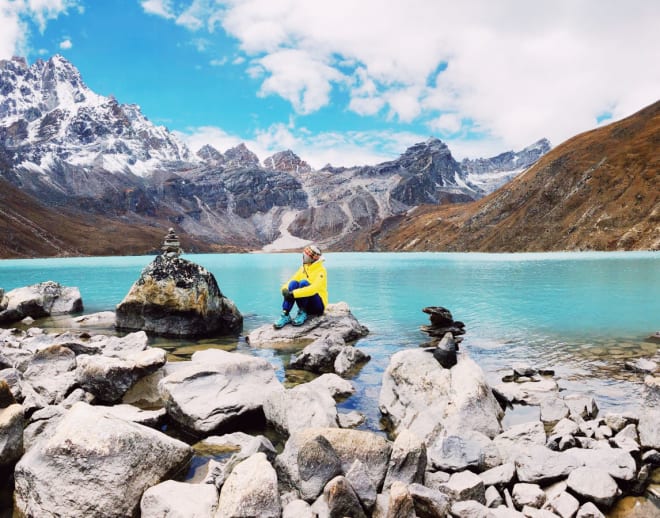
[1,251,658,427]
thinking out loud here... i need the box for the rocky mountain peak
[223,143,260,169]
[264,149,312,174]
[197,144,225,164]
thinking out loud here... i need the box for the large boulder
[141,480,218,517]
[276,427,391,500]
[115,253,242,337]
[158,349,282,434]
[246,302,369,347]
[0,281,82,324]
[379,349,503,444]
[14,402,192,518]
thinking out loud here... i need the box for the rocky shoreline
[1,282,659,517]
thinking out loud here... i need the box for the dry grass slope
[375,100,660,252]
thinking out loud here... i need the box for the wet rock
[645,332,660,344]
[140,480,218,517]
[116,253,242,338]
[0,281,83,325]
[217,453,281,518]
[379,349,503,445]
[14,402,192,518]
[159,349,281,434]
[334,344,371,375]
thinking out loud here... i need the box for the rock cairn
[420,306,465,369]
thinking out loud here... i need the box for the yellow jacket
[282,260,328,308]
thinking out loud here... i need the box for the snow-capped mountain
[0,55,194,178]
[0,55,551,252]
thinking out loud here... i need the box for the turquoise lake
[1,251,658,430]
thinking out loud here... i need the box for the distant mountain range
[1,54,655,257]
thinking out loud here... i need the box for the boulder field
[0,299,659,517]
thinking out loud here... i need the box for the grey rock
[575,502,606,518]
[440,470,486,504]
[567,467,620,508]
[116,254,242,338]
[140,480,218,518]
[564,395,599,420]
[379,349,503,445]
[308,372,355,399]
[603,412,637,433]
[409,482,451,517]
[14,402,192,518]
[565,446,637,481]
[289,333,347,372]
[76,347,166,403]
[493,379,559,406]
[551,418,579,437]
[248,302,369,347]
[346,459,378,511]
[383,429,427,490]
[479,463,516,489]
[0,281,82,325]
[638,407,660,449]
[158,349,281,434]
[494,421,547,464]
[23,345,77,404]
[540,398,570,426]
[324,475,368,518]
[282,499,314,518]
[612,423,640,452]
[334,344,371,375]
[428,429,501,472]
[386,481,415,518]
[263,381,338,435]
[0,403,23,466]
[216,452,281,518]
[543,491,579,518]
[449,500,495,517]
[276,428,391,498]
[515,446,580,484]
[297,435,343,502]
[521,507,561,518]
[102,404,166,428]
[424,469,451,489]
[512,483,546,510]
[513,364,537,377]
[485,486,503,508]
[338,410,365,429]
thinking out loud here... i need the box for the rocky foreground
[0,300,659,517]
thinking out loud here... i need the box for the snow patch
[262,210,311,251]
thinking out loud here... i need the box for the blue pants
[283,280,324,315]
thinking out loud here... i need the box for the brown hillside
[0,178,223,259]
[374,100,660,252]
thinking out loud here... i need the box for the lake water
[1,251,658,430]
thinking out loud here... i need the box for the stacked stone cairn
[419,306,466,368]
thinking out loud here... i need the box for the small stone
[513,364,537,378]
[512,483,546,510]
[576,502,605,518]
[544,491,579,518]
[485,486,503,508]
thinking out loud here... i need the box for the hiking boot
[292,310,308,326]
[273,312,292,329]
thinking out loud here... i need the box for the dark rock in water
[115,253,242,337]
[645,332,660,344]
[422,306,454,327]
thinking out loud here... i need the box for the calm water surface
[1,252,658,430]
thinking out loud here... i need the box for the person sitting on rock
[274,245,327,328]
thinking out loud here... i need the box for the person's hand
[281,288,294,302]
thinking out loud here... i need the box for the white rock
[566,467,620,508]
[141,480,218,517]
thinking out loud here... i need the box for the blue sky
[1,0,659,168]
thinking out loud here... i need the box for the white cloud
[428,113,462,135]
[163,0,660,153]
[0,0,79,59]
[140,0,175,19]
[59,38,72,49]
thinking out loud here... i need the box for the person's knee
[288,280,301,291]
